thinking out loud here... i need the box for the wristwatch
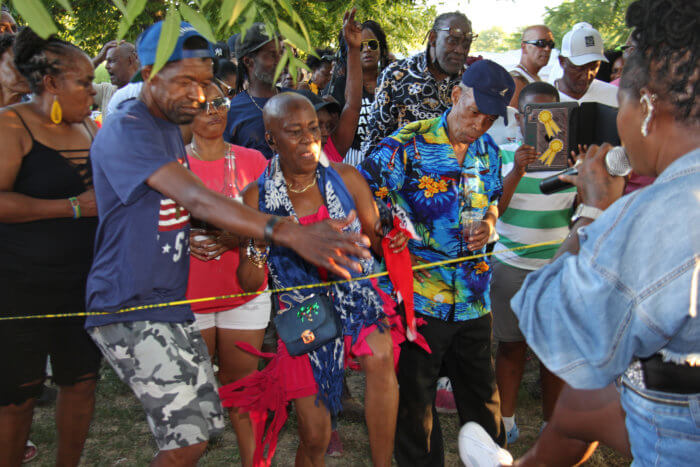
[571,204,603,224]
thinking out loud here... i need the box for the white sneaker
[459,422,513,467]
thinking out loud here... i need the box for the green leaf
[218,0,250,30]
[276,0,294,18]
[126,0,148,23]
[111,0,128,18]
[201,0,211,7]
[11,0,58,38]
[273,47,289,84]
[228,0,251,28]
[150,7,180,79]
[53,0,74,15]
[116,17,131,40]
[277,18,308,52]
[238,7,257,39]
[179,3,217,43]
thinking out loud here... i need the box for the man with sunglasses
[509,25,555,107]
[554,22,618,107]
[360,12,478,159]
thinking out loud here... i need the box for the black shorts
[0,317,102,406]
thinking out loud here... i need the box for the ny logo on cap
[585,35,595,47]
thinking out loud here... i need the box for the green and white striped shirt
[495,141,576,270]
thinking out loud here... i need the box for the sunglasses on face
[361,39,379,51]
[522,39,555,49]
[434,27,478,49]
[205,97,230,113]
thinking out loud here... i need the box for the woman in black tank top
[0,28,101,466]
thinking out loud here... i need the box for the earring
[50,95,62,124]
[640,93,657,137]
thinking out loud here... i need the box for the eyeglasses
[434,27,478,49]
[216,78,236,98]
[205,97,230,113]
[522,39,555,49]
[361,39,379,51]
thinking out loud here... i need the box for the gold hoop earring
[640,93,657,137]
[50,96,63,124]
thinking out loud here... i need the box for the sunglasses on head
[522,39,555,49]
[205,97,230,112]
[361,39,379,51]
[433,27,478,47]
[216,78,236,98]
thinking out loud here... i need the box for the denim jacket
[511,148,700,390]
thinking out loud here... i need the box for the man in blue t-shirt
[87,21,373,465]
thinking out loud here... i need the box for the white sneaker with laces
[459,422,513,467]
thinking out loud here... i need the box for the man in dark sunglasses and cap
[509,25,555,106]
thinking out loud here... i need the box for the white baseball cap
[560,22,608,66]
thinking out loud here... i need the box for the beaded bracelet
[68,196,81,219]
[246,239,270,268]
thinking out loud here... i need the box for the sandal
[23,440,38,464]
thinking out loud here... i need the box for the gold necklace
[246,88,278,112]
[189,140,230,161]
[286,177,317,194]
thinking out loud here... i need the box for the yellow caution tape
[0,240,563,321]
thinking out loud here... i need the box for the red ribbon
[382,218,418,342]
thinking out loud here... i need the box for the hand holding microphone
[542,144,629,210]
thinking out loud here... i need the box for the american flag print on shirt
[158,198,190,232]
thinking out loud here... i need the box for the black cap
[294,89,341,115]
[236,23,275,60]
[213,41,230,60]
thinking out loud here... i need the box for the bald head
[263,92,321,163]
[520,25,554,72]
[105,41,139,88]
[263,92,314,130]
[521,25,551,42]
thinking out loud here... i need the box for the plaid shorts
[88,320,225,450]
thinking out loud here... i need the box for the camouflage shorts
[88,320,225,450]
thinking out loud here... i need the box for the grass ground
[28,354,627,466]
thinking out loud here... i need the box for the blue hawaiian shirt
[359,110,503,321]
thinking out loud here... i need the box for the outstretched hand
[559,143,625,210]
[276,210,371,280]
[342,8,362,50]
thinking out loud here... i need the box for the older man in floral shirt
[360,60,514,466]
[360,11,478,161]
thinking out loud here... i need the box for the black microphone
[539,146,632,194]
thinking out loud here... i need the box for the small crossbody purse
[273,293,342,356]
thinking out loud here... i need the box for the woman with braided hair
[458,0,700,465]
[0,28,100,465]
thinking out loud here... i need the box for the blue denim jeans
[620,378,700,466]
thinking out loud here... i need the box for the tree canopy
[4,0,435,57]
[544,0,632,49]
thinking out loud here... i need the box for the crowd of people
[0,0,697,466]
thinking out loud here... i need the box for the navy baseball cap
[136,21,214,67]
[461,59,515,124]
